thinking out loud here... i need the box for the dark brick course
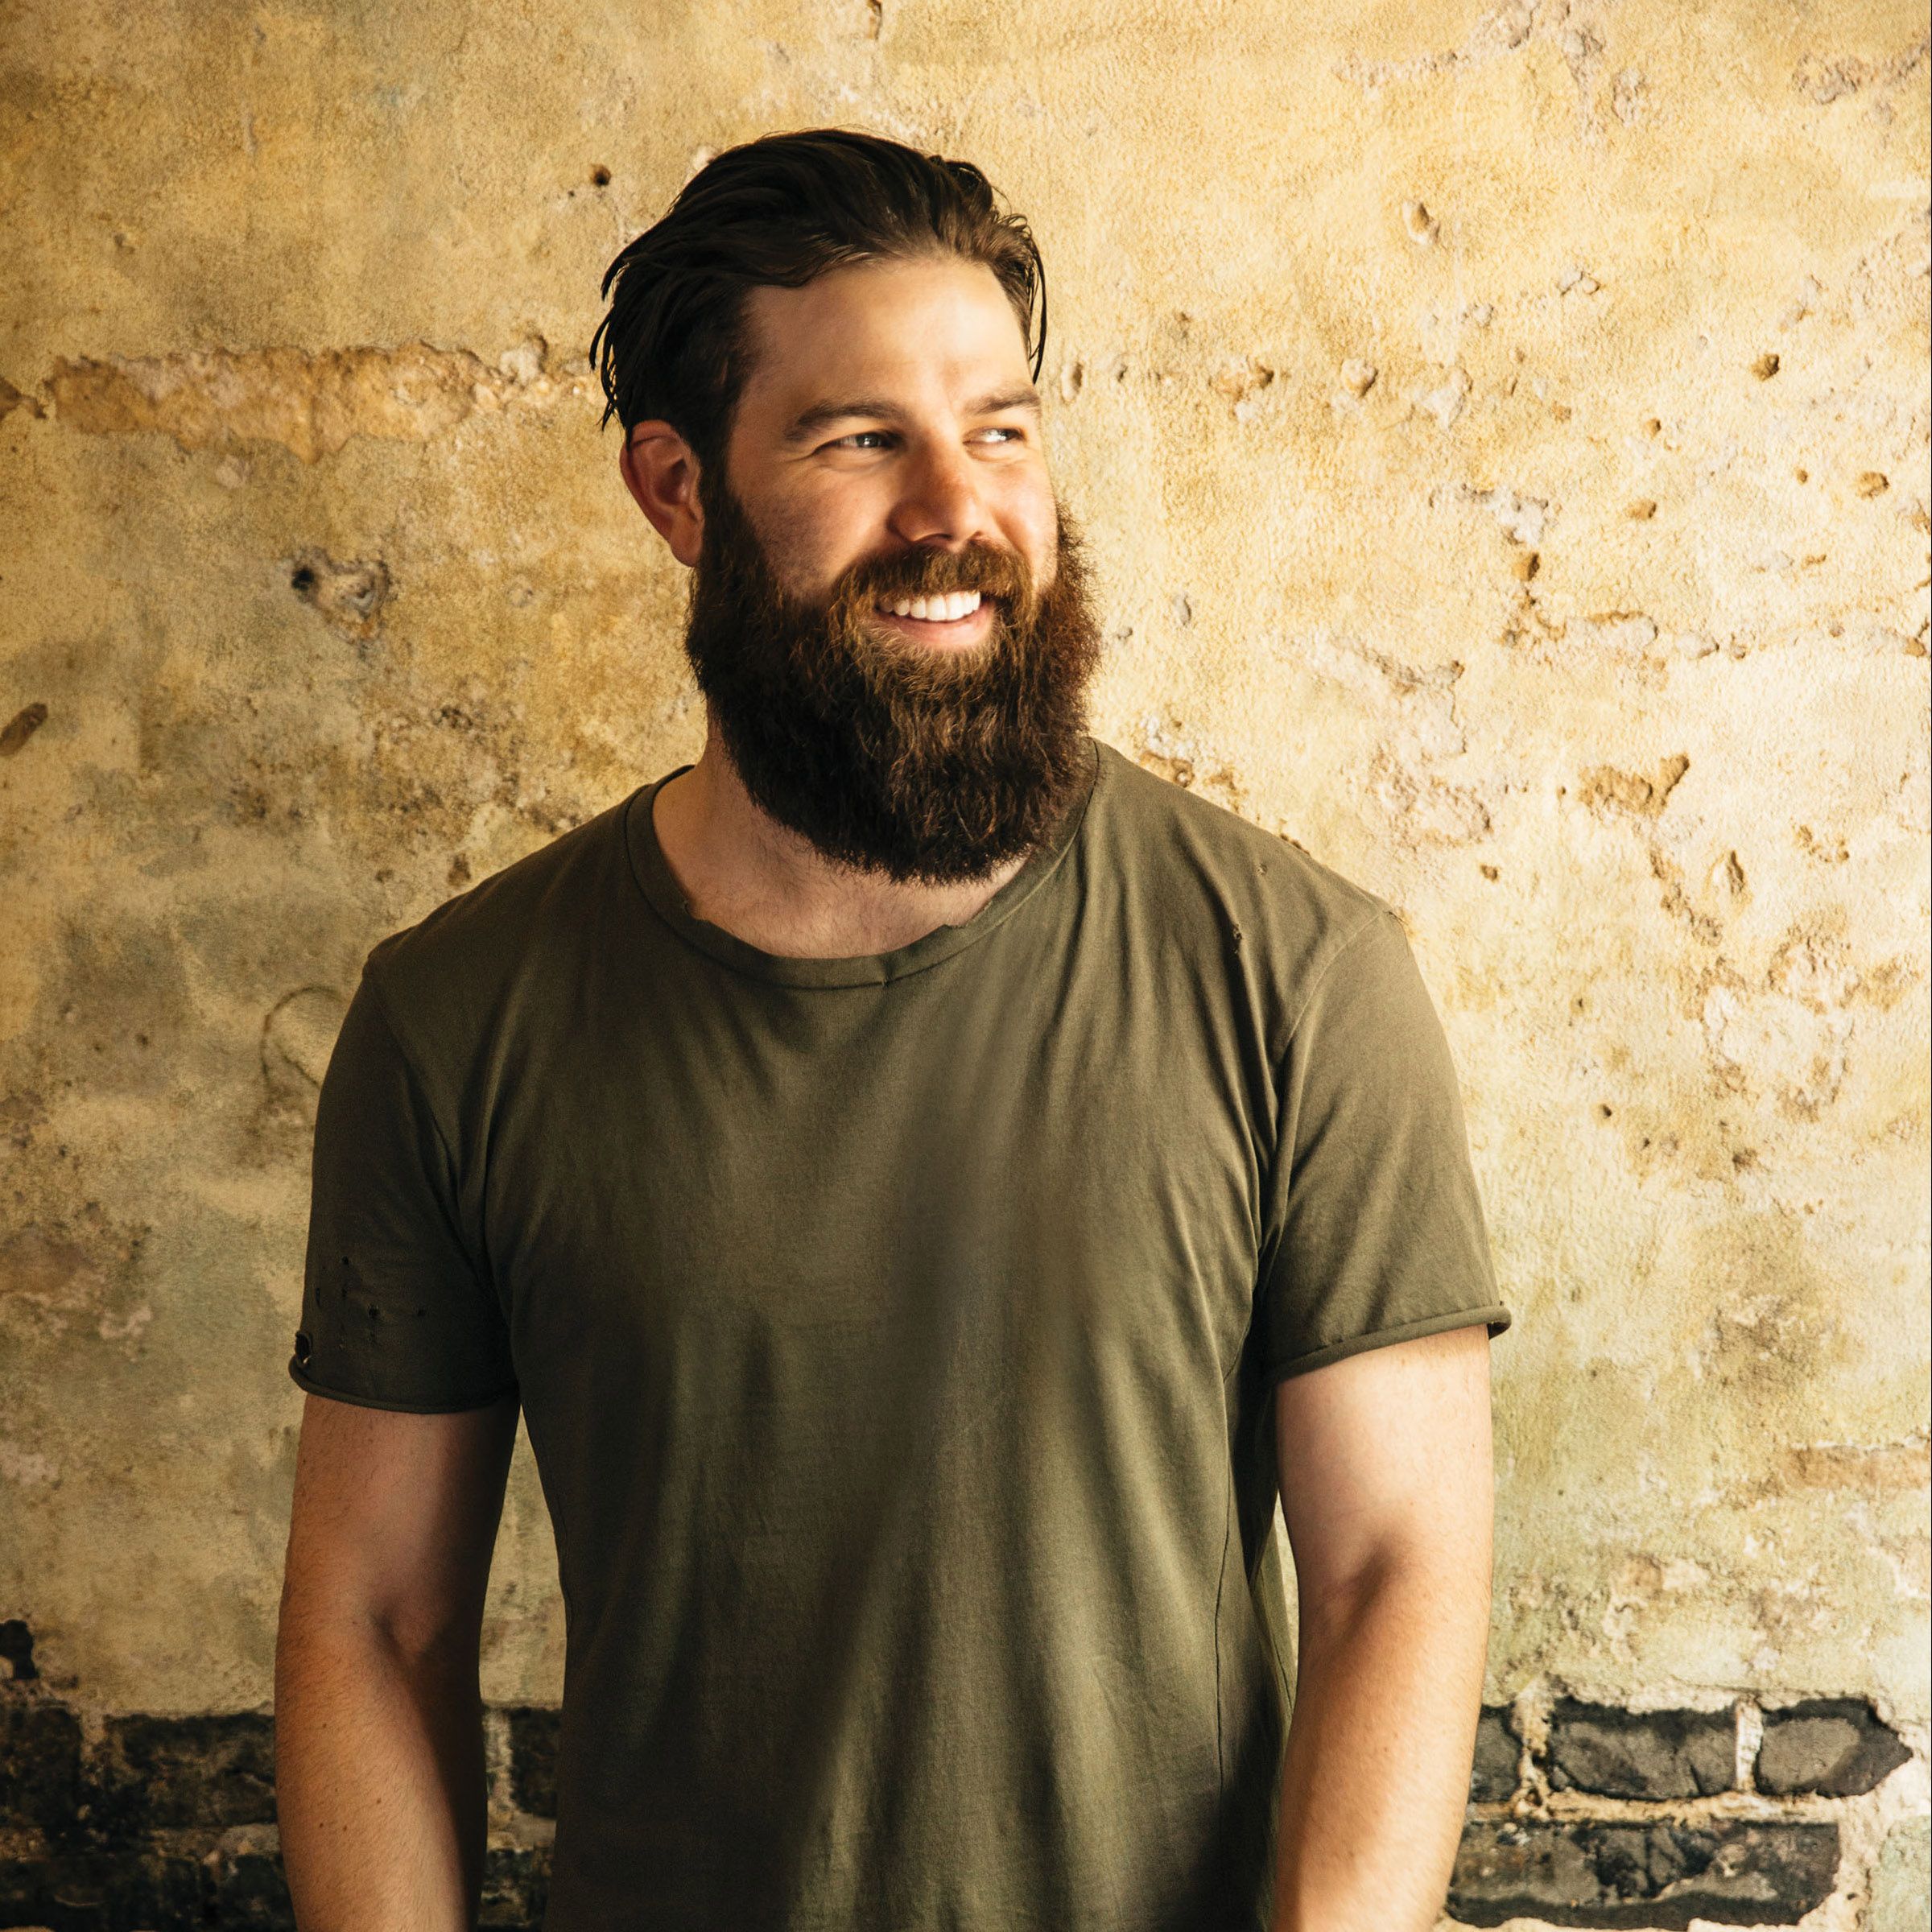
[0,1844,551,1931]
[206,1849,298,1930]
[1755,1699,1912,1797]
[507,1703,561,1819]
[0,1849,204,1932]
[0,1686,1906,1930]
[1545,1699,1738,1799]
[1469,1705,1520,1803]
[0,1695,82,1836]
[481,1844,553,1926]
[93,1712,278,1836]
[0,1684,560,1929]
[1450,1818,1841,1927]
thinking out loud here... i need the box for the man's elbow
[277,1568,485,1678]
[1294,1524,1493,1656]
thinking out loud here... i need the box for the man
[275,128,1510,1932]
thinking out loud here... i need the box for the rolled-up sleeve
[1256,909,1511,1382]
[290,968,516,1413]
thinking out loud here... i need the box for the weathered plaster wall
[2,0,1926,1924]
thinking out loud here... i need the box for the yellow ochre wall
[1,2,1926,1923]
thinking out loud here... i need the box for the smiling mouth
[869,587,1005,649]
[881,583,989,621]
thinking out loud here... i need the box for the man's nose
[886,434,997,552]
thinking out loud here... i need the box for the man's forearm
[1269,1559,1488,1932]
[275,1620,489,1930]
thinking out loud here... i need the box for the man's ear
[619,422,705,569]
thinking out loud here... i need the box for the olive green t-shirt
[291,733,1509,1932]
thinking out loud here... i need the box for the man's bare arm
[1269,1323,1495,1932]
[275,1388,519,1930]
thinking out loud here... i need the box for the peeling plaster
[44,337,588,463]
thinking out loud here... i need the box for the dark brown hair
[588,128,1047,481]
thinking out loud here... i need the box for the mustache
[817,541,1035,622]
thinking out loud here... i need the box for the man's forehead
[735,259,1035,419]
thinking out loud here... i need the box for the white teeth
[881,591,984,621]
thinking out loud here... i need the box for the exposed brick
[0,1842,530,1930]
[0,1848,204,1930]
[506,1704,560,1818]
[1469,1705,1520,1803]
[481,1843,553,1929]
[0,1695,82,1836]
[1755,1698,1912,1797]
[206,1847,295,1929]
[1545,1699,1737,1798]
[90,1711,277,1838]
[1450,1818,1840,1928]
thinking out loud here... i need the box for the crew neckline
[624,735,1102,989]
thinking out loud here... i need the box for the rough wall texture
[1,0,1926,1925]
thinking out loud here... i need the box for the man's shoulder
[1089,737,1396,974]
[358,788,637,1044]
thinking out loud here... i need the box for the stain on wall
[1,0,1926,1923]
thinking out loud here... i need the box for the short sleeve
[289,969,518,1413]
[1256,909,1511,1381]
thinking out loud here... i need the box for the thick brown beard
[679,466,1105,886]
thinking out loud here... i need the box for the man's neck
[650,716,1029,959]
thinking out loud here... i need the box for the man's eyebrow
[968,385,1045,419]
[781,386,1045,445]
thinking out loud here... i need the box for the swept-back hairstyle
[588,128,1047,485]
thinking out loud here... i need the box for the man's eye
[830,427,1025,452]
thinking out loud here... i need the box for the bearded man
[275,128,1511,1932]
